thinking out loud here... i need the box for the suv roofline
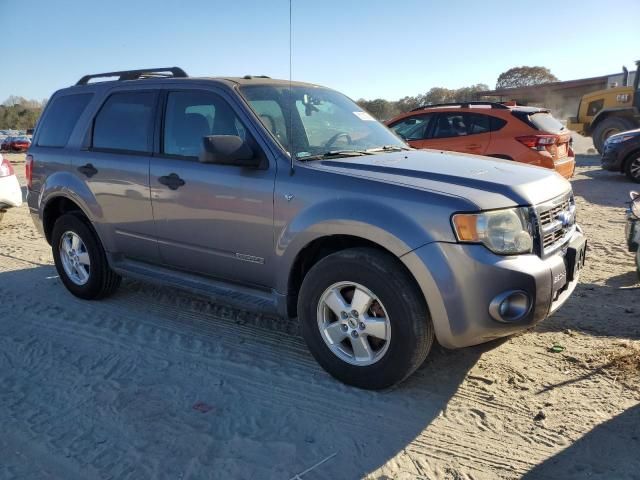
[410,102,510,111]
[73,66,321,89]
[76,67,188,85]
[408,102,548,114]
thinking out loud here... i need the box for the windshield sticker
[353,111,376,121]
[296,151,311,158]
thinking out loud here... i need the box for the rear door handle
[158,173,185,190]
[77,163,98,178]
[466,144,482,149]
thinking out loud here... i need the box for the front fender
[274,197,435,294]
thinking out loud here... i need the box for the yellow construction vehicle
[567,61,640,153]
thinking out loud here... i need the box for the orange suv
[386,102,575,178]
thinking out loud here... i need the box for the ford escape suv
[27,67,586,390]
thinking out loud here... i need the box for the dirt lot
[1,151,639,480]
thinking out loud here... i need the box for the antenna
[289,0,294,174]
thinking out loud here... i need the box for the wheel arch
[39,170,105,244]
[588,108,639,134]
[41,193,102,248]
[285,234,427,318]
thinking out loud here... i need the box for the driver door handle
[158,173,186,190]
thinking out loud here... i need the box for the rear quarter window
[36,93,93,147]
[490,116,507,131]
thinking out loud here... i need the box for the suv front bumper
[401,228,585,349]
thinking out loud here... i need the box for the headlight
[452,207,533,255]
[607,134,636,145]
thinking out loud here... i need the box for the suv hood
[310,149,570,210]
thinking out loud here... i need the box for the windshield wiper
[297,149,374,161]
[366,145,411,153]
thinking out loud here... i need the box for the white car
[0,154,22,222]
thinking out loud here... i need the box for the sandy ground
[0,150,639,480]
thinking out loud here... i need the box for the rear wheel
[51,213,121,299]
[625,152,640,183]
[592,117,637,154]
[298,248,434,390]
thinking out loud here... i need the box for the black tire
[51,213,121,300]
[624,151,640,183]
[298,247,434,390]
[592,117,637,154]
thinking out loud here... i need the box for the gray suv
[27,67,586,389]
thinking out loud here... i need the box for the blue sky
[1,0,638,101]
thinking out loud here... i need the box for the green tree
[495,66,558,89]
[0,95,45,130]
[356,98,400,121]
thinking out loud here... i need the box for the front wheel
[625,153,640,183]
[298,248,434,390]
[51,213,121,300]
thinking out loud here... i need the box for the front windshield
[239,84,406,159]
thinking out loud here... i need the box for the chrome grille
[535,192,576,255]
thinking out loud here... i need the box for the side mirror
[199,135,260,168]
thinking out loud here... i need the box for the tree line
[357,84,493,121]
[0,96,47,130]
[356,66,558,121]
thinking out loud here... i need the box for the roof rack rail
[76,67,188,85]
[410,101,510,112]
[242,75,271,79]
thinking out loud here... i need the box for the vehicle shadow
[522,403,640,479]
[0,265,488,480]
[571,154,635,208]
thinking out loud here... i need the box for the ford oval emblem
[557,211,574,228]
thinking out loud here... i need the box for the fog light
[489,290,531,322]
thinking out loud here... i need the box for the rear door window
[37,93,93,147]
[432,113,465,138]
[465,114,491,134]
[92,91,157,153]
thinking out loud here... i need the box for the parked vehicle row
[386,102,575,179]
[26,67,585,389]
[1,135,32,152]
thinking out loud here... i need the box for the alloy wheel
[316,281,391,366]
[58,231,91,285]
[629,157,640,180]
